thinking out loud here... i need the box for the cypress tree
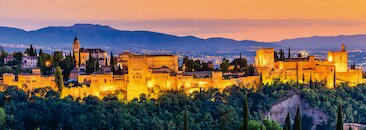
[78,51,81,67]
[348,127,352,130]
[111,65,115,74]
[334,69,336,87]
[279,49,284,60]
[243,93,249,130]
[95,60,100,71]
[288,46,291,58]
[105,58,108,66]
[184,106,189,130]
[336,104,343,130]
[309,73,313,88]
[296,63,299,84]
[110,51,114,66]
[260,124,265,130]
[302,73,305,83]
[110,52,115,73]
[55,66,64,92]
[284,112,291,130]
[118,65,122,75]
[293,106,302,130]
[39,49,43,55]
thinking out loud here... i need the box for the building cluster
[2,37,364,100]
[2,37,259,101]
[255,44,364,88]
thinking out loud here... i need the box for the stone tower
[73,36,81,67]
[255,48,275,68]
[328,44,348,72]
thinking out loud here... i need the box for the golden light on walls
[328,56,333,62]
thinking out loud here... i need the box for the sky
[1,0,366,42]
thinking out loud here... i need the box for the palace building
[255,44,363,88]
[2,37,259,101]
[3,68,57,91]
[4,38,362,101]
[73,37,108,67]
[62,52,259,101]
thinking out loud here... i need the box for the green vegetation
[293,106,302,130]
[0,81,365,129]
[0,107,6,128]
[284,112,291,130]
[55,66,64,92]
[243,94,249,130]
[336,104,343,130]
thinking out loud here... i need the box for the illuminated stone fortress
[73,36,108,67]
[5,38,361,101]
[63,51,259,101]
[255,44,363,88]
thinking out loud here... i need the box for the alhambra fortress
[2,38,364,101]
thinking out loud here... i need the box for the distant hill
[1,24,365,52]
[274,35,366,49]
[0,24,276,52]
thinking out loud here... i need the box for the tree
[350,62,356,69]
[297,53,302,58]
[78,51,81,67]
[293,106,302,130]
[39,49,43,55]
[25,44,36,56]
[110,52,115,66]
[243,94,249,130]
[274,51,279,61]
[184,106,189,130]
[110,52,116,74]
[0,107,5,128]
[334,69,336,88]
[284,112,291,130]
[95,60,100,72]
[309,73,313,88]
[53,51,63,66]
[55,66,64,92]
[118,65,122,75]
[86,53,95,74]
[288,46,291,58]
[260,124,266,130]
[336,104,343,130]
[220,58,230,73]
[13,52,23,62]
[279,49,285,60]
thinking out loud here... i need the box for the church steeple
[74,36,78,41]
[73,36,80,50]
[341,44,346,52]
[73,36,81,67]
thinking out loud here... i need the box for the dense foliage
[0,81,365,129]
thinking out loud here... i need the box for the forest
[0,80,365,130]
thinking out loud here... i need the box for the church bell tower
[73,36,81,67]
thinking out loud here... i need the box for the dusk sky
[1,0,366,41]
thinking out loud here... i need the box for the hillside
[274,35,366,49]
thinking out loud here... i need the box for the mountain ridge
[0,23,365,52]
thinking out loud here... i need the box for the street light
[45,61,51,67]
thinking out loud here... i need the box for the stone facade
[255,44,363,88]
[3,68,56,91]
[73,37,108,66]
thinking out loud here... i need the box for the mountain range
[0,24,365,52]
